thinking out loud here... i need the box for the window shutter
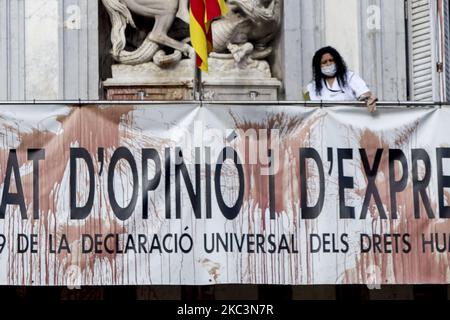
[408,0,436,101]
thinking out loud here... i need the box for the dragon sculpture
[101,0,281,68]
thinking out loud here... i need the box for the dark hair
[312,46,348,96]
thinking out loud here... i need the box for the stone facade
[0,0,99,100]
[3,0,444,102]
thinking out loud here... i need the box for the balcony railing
[0,100,449,107]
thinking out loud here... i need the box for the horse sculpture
[212,0,281,62]
[101,0,192,65]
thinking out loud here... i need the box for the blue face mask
[321,64,337,77]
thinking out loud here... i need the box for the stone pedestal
[202,79,281,101]
[104,82,194,101]
[103,57,281,101]
[103,60,194,101]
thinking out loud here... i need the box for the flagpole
[194,54,203,102]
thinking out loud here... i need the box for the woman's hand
[360,92,378,113]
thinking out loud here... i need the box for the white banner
[0,104,448,285]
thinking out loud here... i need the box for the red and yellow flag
[190,0,228,72]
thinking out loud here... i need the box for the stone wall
[0,0,99,100]
[0,0,423,102]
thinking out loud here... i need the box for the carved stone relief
[102,0,281,79]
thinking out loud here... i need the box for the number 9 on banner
[0,235,5,254]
